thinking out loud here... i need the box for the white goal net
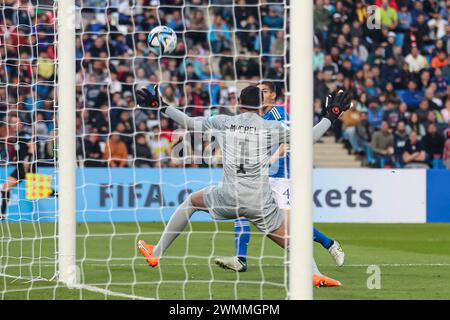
[1,0,294,300]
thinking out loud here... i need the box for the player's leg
[266,219,342,288]
[214,217,250,272]
[313,228,345,267]
[269,177,345,265]
[137,190,204,267]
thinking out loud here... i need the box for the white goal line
[0,272,153,300]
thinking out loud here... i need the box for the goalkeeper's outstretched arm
[313,118,332,143]
[314,89,352,141]
[136,86,209,131]
[163,106,207,131]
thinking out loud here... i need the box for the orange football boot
[137,240,160,267]
[313,274,342,288]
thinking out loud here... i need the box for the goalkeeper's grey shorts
[202,185,284,234]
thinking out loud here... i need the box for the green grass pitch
[1,222,450,299]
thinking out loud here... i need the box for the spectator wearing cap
[103,131,128,168]
[384,32,397,58]
[402,131,429,168]
[371,120,395,168]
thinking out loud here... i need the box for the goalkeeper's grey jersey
[200,111,290,231]
[164,104,330,232]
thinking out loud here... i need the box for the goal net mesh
[0,0,290,300]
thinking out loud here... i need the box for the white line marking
[4,262,450,268]
[70,284,152,300]
[0,272,153,300]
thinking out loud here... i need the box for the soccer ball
[147,26,177,55]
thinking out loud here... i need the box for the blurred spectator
[367,98,384,129]
[393,120,408,166]
[1,0,448,171]
[371,121,394,168]
[383,100,401,130]
[209,15,232,54]
[314,0,331,33]
[407,113,426,138]
[405,47,428,73]
[444,130,450,169]
[431,68,449,98]
[401,80,424,110]
[431,51,449,69]
[134,134,152,168]
[376,0,398,30]
[83,130,103,167]
[148,126,170,168]
[442,99,450,123]
[397,4,413,32]
[341,104,361,154]
[422,123,445,160]
[403,131,429,168]
[103,132,128,168]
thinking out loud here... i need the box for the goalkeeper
[215,82,345,273]
[135,85,351,287]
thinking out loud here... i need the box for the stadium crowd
[0,0,449,169]
[314,0,450,168]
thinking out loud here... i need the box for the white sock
[153,197,196,257]
[312,258,322,276]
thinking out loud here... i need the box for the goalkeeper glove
[323,90,352,124]
[135,85,168,114]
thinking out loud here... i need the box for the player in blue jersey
[214,82,345,274]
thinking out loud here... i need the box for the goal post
[289,0,314,300]
[57,0,77,286]
[0,0,315,300]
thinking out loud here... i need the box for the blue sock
[313,227,333,249]
[234,219,250,262]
